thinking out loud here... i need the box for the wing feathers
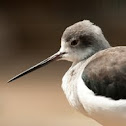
[82,47,126,100]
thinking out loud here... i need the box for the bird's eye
[71,40,78,46]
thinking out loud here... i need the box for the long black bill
[7,52,65,83]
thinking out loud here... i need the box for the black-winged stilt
[8,20,126,126]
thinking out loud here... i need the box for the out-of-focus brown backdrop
[0,1,126,126]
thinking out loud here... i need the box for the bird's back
[82,46,126,100]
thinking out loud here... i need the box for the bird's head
[59,20,110,63]
[8,20,110,83]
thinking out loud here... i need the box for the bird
[8,20,126,126]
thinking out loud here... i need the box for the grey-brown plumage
[82,46,126,100]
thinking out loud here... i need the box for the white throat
[61,60,86,112]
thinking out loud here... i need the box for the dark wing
[82,46,126,100]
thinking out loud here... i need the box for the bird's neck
[62,60,86,111]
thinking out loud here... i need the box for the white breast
[61,59,126,126]
[61,61,86,112]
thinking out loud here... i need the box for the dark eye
[71,40,78,46]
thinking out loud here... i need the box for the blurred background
[0,1,126,126]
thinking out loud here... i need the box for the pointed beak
[7,51,66,83]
